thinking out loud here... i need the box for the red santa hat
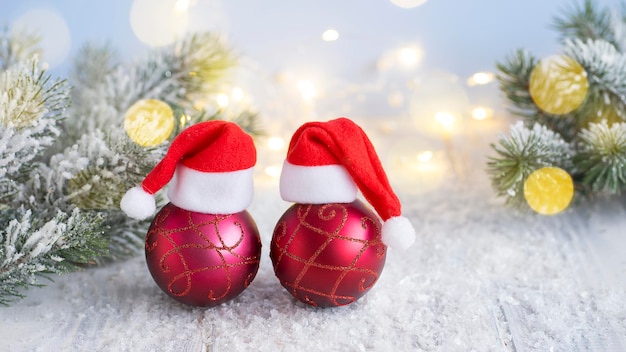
[279,117,415,249]
[120,120,256,220]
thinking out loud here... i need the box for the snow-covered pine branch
[0,208,107,305]
[576,120,626,193]
[487,122,573,209]
[0,58,69,204]
[496,50,581,141]
[563,38,626,123]
[65,32,236,139]
[0,26,41,71]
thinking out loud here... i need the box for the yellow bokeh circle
[523,167,574,215]
[124,99,174,147]
[529,55,589,115]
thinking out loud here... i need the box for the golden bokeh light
[124,99,174,147]
[434,111,456,130]
[216,93,229,108]
[471,106,493,120]
[416,150,434,163]
[529,55,589,115]
[523,167,574,215]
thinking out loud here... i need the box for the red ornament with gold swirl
[270,200,386,307]
[145,203,262,307]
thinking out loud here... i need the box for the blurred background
[1,0,623,191]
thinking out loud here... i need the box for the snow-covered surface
[2,131,626,352]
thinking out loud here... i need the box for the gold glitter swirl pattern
[146,205,260,303]
[271,201,386,307]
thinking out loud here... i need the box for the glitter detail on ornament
[145,203,261,307]
[523,167,574,215]
[270,200,386,307]
[529,55,589,115]
[124,99,175,147]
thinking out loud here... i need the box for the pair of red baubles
[120,117,415,308]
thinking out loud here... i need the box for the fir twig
[496,50,580,141]
[0,208,108,306]
[576,120,626,193]
[0,58,69,182]
[554,0,619,48]
[487,122,573,209]
[563,38,626,125]
[0,26,41,71]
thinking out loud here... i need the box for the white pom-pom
[120,186,156,220]
[381,216,415,250]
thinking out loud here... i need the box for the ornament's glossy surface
[271,200,386,307]
[146,203,261,307]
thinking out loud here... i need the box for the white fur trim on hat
[120,186,157,220]
[168,164,254,214]
[381,216,415,250]
[280,160,358,204]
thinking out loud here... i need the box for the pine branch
[0,27,259,305]
[0,208,108,306]
[65,32,237,138]
[487,122,573,209]
[553,0,617,47]
[71,42,119,93]
[563,39,626,125]
[0,58,70,184]
[20,130,163,261]
[496,49,580,141]
[575,120,626,193]
[0,26,41,71]
[61,130,162,210]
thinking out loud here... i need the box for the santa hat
[120,120,256,220]
[279,117,415,249]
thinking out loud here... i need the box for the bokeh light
[389,0,428,9]
[12,8,71,68]
[267,137,286,151]
[377,45,423,71]
[410,70,470,134]
[216,93,229,108]
[265,165,281,178]
[467,72,494,86]
[130,0,189,47]
[416,150,434,163]
[471,106,493,120]
[322,29,339,42]
[231,87,244,102]
[398,47,421,67]
[387,137,446,195]
[297,79,317,100]
[387,91,405,108]
[434,111,456,130]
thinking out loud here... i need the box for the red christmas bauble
[145,203,261,307]
[270,200,386,307]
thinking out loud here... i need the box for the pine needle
[487,122,573,209]
[576,120,626,193]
